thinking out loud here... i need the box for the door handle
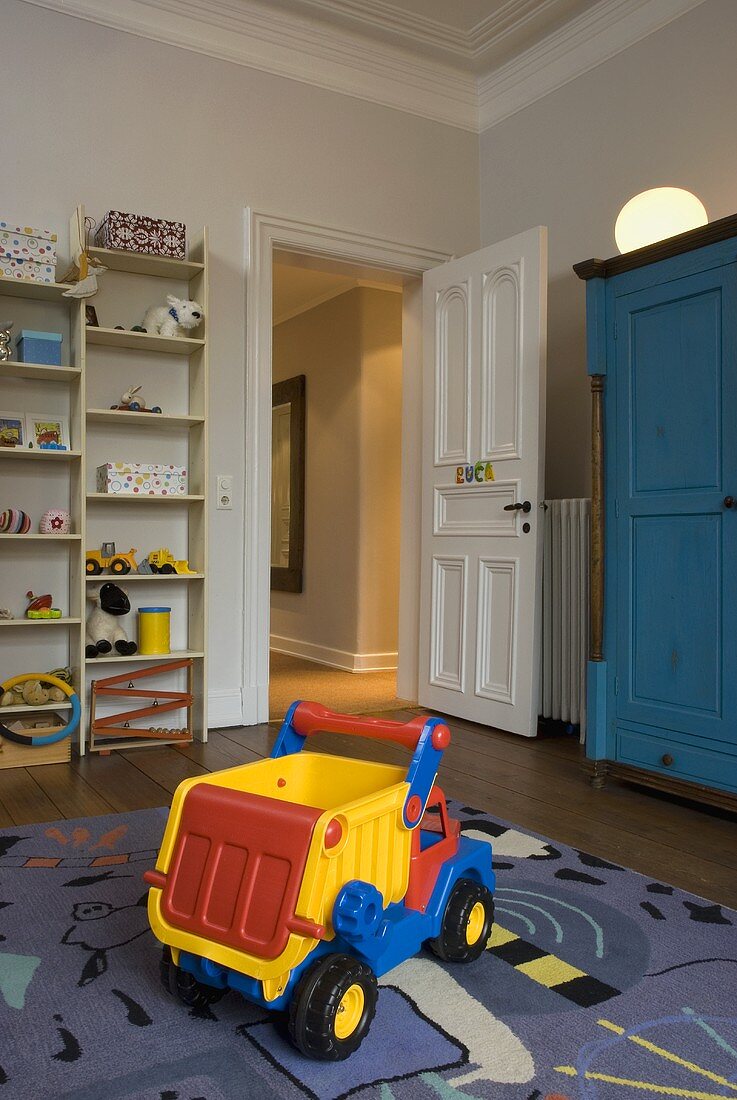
[504,500,532,513]
[724,496,735,509]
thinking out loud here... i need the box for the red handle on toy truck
[291,701,450,751]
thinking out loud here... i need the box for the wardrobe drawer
[616,728,737,794]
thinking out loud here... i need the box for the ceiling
[22,0,708,131]
[273,253,402,326]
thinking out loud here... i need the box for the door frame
[242,209,451,724]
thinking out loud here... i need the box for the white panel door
[419,227,547,735]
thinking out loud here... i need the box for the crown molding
[478,0,709,131]
[18,0,478,130]
[20,0,709,135]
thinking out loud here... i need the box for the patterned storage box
[96,462,187,496]
[95,211,186,260]
[0,257,56,284]
[0,221,57,265]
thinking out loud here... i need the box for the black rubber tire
[428,879,494,963]
[110,558,130,575]
[287,953,378,1061]
[159,946,227,1008]
[86,559,102,575]
[160,564,176,574]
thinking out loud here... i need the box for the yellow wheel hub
[466,900,486,945]
[335,983,365,1039]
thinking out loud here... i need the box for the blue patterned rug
[1,803,735,1099]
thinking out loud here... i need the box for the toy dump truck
[144,702,495,1061]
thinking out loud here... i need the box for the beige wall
[357,288,403,656]
[479,0,737,499]
[271,287,402,663]
[4,0,479,719]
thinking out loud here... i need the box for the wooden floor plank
[0,795,15,828]
[119,747,207,796]
[0,768,61,825]
[30,763,115,820]
[70,753,169,813]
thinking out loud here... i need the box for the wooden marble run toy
[144,702,495,1061]
[89,658,193,749]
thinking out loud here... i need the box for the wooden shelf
[0,700,72,716]
[0,275,74,300]
[86,492,204,504]
[0,447,81,461]
[85,573,204,581]
[88,246,204,280]
[0,618,81,627]
[0,361,81,382]
[86,326,204,355]
[0,533,81,541]
[86,649,204,665]
[87,409,205,429]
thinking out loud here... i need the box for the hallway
[269,652,413,719]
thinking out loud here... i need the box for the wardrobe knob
[661,753,674,767]
[724,496,735,509]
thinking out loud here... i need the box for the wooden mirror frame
[270,374,306,593]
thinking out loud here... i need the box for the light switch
[217,475,233,510]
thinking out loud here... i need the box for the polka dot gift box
[96,462,187,496]
[0,221,57,284]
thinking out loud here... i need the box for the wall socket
[216,475,233,510]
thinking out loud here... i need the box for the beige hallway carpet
[269,651,414,720]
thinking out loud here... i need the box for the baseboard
[207,688,243,728]
[270,634,398,673]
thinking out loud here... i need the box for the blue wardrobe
[575,214,737,809]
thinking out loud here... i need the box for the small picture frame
[25,413,70,451]
[0,413,24,448]
[85,304,99,327]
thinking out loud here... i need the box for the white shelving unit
[0,273,84,766]
[0,218,209,757]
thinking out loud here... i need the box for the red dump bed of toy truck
[156,783,323,959]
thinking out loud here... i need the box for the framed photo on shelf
[25,413,70,450]
[0,413,25,448]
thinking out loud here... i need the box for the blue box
[15,330,63,365]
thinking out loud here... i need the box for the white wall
[4,0,479,723]
[479,0,737,499]
[270,287,402,667]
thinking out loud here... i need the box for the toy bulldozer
[144,702,495,1061]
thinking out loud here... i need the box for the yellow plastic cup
[138,606,171,655]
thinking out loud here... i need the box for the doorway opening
[243,210,451,726]
[268,250,411,719]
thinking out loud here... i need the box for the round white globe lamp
[615,187,708,254]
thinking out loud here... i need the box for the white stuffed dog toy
[143,294,204,338]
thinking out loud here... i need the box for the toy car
[146,548,197,574]
[86,543,139,575]
[144,702,495,1061]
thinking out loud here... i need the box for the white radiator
[539,498,591,738]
